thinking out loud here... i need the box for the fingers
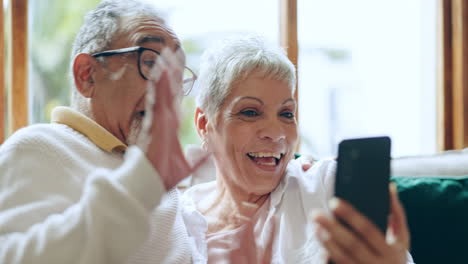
[151,47,183,112]
[388,183,410,247]
[154,71,175,111]
[236,206,275,264]
[302,163,312,171]
[153,48,185,130]
[144,47,183,131]
[316,226,353,264]
[327,198,387,255]
[228,209,257,263]
[141,50,188,188]
[150,70,180,136]
[313,187,410,264]
[160,48,184,97]
[313,211,376,264]
[139,48,193,190]
[318,249,329,264]
[297,154,315,171]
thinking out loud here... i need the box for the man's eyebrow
[137,35,181,51]
[137,35,165,46]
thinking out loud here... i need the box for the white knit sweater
[0,123,192,264]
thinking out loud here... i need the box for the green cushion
[391,176,468,264]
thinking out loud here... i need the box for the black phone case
[335,136,391,233]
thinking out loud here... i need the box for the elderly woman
[182,36,413,264]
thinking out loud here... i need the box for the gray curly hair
[70,0,166,113]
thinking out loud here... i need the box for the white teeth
[247,152,282,159]
[256,161,276,166]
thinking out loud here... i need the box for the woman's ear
[73,53,98,98]
[195,107,209,138]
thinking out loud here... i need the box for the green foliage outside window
[30,1,201,149]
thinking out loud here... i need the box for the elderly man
[0,0,201,263]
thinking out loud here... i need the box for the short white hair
[70,0,166,111]
[196,35,296,118]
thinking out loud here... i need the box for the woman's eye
[281,112,295,119]
[240,110,259,117]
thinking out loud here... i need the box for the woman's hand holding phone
[312,183,410,264]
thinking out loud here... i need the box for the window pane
[140,0,280,148]
[28,0,279,149]
[29,0,101,123]
[298,0,437,157]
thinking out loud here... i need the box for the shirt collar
[51,106,127,153]
[270,159,301,208]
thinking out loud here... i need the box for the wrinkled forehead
[117,16,182,52]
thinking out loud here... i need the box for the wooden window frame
[0,2,4,143]
[0,0,28,144]
[9,0,29,135]
[279,0,468,152]
[438,0,468,150]
[2,0,468,153]
[280,0,299,150]
[438,0,453,150]
[280,0,298,101]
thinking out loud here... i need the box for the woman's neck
[200,175,270,234]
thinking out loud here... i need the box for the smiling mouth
[246,152,284,166]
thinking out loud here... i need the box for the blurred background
[25,0,437,158]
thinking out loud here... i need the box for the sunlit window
[29,0,279,149]
[297,0,437,157]
[29,0,102,122]
[29,0,437,157]
[146,0,280,147]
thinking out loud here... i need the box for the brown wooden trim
[438,0,468,151]
[280,0,298,100]
[438,0,454,151]
[10,0,28,133]
[451,0,468,149]
[0,2,4,143]
[280,0,299,150]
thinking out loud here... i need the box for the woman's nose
[258,120,286,142]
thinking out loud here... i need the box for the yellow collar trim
[51,106,127,153]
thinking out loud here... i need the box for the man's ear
[73,53,98,98]
[195,107,209,138]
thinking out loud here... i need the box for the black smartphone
[334,136,391,233]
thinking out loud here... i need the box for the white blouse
[182,159,335,263]
[181,158,415,264]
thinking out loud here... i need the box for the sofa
[391,150,468,264]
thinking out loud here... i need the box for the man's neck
[71,97,94,120]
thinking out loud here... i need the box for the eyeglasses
[92,46,197,95]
